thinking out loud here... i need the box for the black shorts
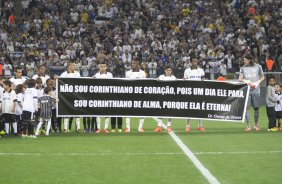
[16,115,22,121]
[276,111,282,119]
[2,113,16,123]
[22,111,34,121]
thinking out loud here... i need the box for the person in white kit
[0,80,17,136]
[275,84,282,130]
[93,62,113,134]
[22,79,38,138]
[32,65,50,86]
[125,59,147,133]
[154,66,176,133]
[60,61,81,133]
[10,67,27,86]
[183,56,206,132]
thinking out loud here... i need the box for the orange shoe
[154,126,162,132]
[245,127,251,132]
[197,127,205,131]
[104,129,109,134]
[254,126,261,131]
[185,127,190,132]
[166,126,172,132]
[95,129,101,134]
[125,128,130,133]
[138,128,144,133]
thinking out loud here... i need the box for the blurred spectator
[265,57,275,72]
[147,60,157,78]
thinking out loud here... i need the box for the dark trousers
[83,117,91,130]
[52,109,62,132]
[111,117,122,129]
[92,117,97,131]
[266,107,276,129]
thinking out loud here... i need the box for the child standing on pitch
[275,84,282,130]
[35,86,56,136]
[22,79,38,138]
[0,80,17,136]
[266,76,279,131]
[15,84,25,135]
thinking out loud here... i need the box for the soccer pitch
[0,108,281,184]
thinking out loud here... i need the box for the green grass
[0,108,281,184]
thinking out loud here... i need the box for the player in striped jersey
[0,80,17,136]
[93,62,113,134]
[22,79,38,138]
[60,61,81,133]
[35,87,56,136]
[183,56,206,132]
[154,66,176,133]
[47,78,61,133]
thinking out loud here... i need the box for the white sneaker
[21,134,28,138]
[29,135,37,139]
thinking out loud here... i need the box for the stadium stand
[0,0,281,79]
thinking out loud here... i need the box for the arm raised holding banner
[93,61,113,134]
[183,56,206,132]
[154,66,176,133]
[60,61,81,133]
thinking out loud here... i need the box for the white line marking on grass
[0,152,184,156]
[1,150,282,157]
[194,150,282,155]
[161,123,221,184]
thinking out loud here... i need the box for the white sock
[154,118,162,126]
[75,118,80,130]
[198,120,203,128]
[64,118,69,130]
[186,119,190,127]
[138,118,144,129]
[5,123,9,134]
[125,118,130,129]
[12,122,17,134]
[97,117,101,130]
[104,118,109,130]
[46,119,51,135]
[35,121,43,136]
[167,118,172,127]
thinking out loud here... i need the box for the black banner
[57,78,249,122]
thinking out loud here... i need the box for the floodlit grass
[0,108,281,184]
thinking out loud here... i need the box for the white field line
[0,152,183,156]
[161,123,221,184]
[194,150,282,155]
[0,150,281,156]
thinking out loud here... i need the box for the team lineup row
[1,55,281,138]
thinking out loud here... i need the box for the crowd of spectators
[0,0,282,80]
